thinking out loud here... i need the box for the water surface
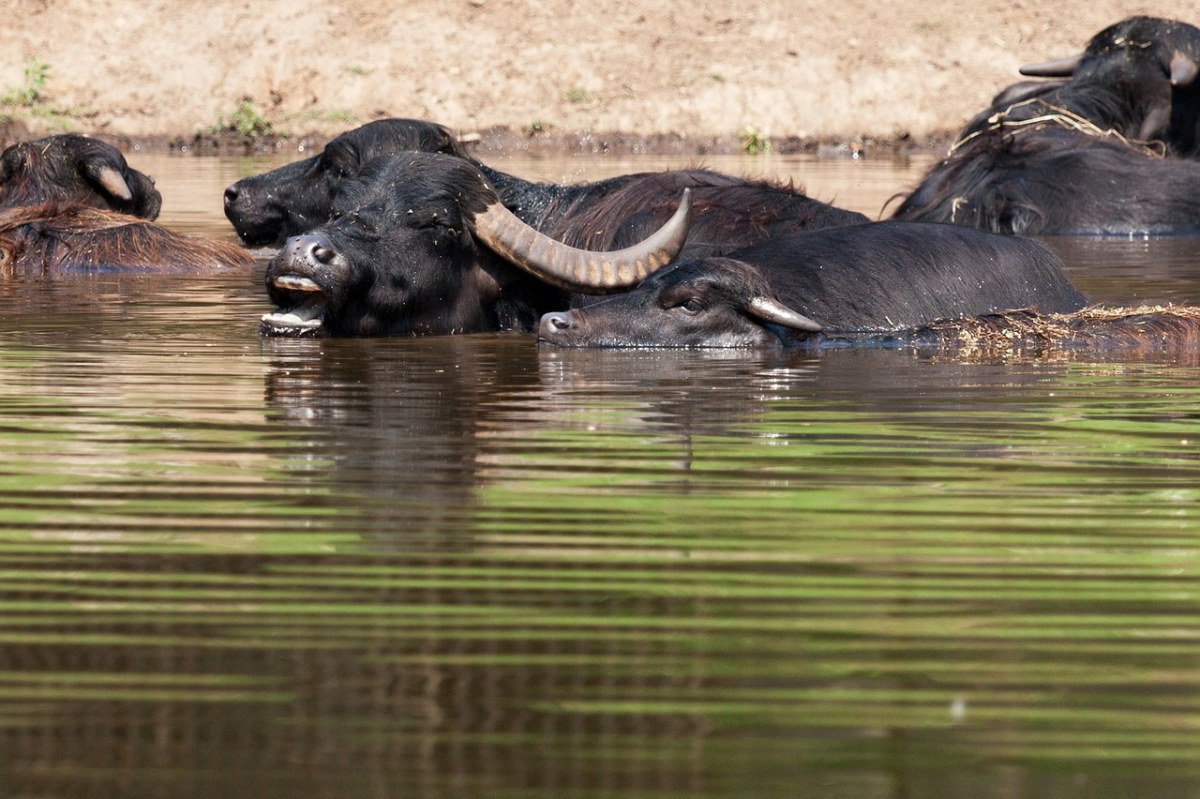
[0,151,1198,799]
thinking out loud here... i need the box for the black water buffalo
[961,16,1200,155]
[259,151,867,337]
[537,222,1087,348]
[227,117,866,249]
[223,118,470,245]
[891,126,1200,235]
[0,134,162,219]
[0,203,254,274]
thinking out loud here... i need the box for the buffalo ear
[746,296,822,332]
[1171,52,1200,87]
[82,161,134,203]
[1136,103,1173,143]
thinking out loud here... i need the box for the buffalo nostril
[223,186,239,207]
[545,312,574,331]
[308,241,337,265]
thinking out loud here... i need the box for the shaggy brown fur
[917,305,1200,358]
[0,203,254,274]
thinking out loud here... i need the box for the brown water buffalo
[0,134,162,218]
[0,203,254,275]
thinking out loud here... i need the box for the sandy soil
[1,0,1198,154]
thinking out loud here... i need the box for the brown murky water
[1,150,1198,799]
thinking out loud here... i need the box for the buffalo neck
[475,163,637,234]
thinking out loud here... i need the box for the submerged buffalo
[227,117,866,249]
[259,152,866,337]
[891,126,1200,235]
[537,222,1087,348]
[224,118,469,245]
[0,203,254,275]
[0,134,162,219]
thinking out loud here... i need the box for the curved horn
[747,296,822,333]
[89,164,134,202]
[1019,52,1085,77]
[1171,51,1200,86]
[472,188,692,294]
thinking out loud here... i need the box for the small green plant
[3,59,51,107]
[739,126,770,155]
[221,100,274,137]
[565,88,589,103]
[524,119,548,136]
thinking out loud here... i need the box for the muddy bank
[3,0,1193,157]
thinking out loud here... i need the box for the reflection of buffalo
[223,118,469,245]
[0,134,162,218]
[259,151,866,338]
[537,222,1090,348]
[261,334,546,537]
[0,204,253,274]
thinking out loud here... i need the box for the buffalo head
[224,118,469,246]
[260,153,691,337]
[538,258,821,349]
[1018,16,1200,151]
[0,134,161,219]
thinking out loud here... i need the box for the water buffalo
[0,203,254,274]
[226,117,866,249]
[961,16,1200,155]
[537,222,1087,348]
[223,118,470,245]
[0,134,162,219]
[259,151,867,337]
[891,126,1200,235]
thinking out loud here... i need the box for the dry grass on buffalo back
[918,305,1200,359]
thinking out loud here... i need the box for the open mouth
[260,274,328,337]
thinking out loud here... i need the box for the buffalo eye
[678,297,705,315]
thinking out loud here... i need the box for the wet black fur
[540,222,1087,348]
[224,118,469,245]
[891,126,1200,235]
[960,16,1200,155]
[265,150,868,337]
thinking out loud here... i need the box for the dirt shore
[2,1,1199,155]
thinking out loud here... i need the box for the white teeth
[273,274,322,292]
[261,292,327,332]
[260,311,323,329]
